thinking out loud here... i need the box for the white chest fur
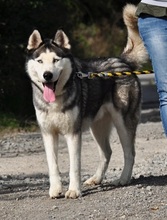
[35,102,79,134]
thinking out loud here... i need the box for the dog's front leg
[65,133,81,199]
[42,132,62,198]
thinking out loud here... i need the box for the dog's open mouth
[43,82,57,103]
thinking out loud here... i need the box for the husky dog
[26,4,148,199]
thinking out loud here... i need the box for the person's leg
[138,16,167,135]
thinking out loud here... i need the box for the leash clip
[77,72,88,79]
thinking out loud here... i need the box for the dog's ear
[54,30,71,49]
[27,30,42,50]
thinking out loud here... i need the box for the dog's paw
[111,178,131,186]
[49,186,63,199]
[84,176,101,186]
[65,190,81,199]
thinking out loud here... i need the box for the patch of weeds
[0,113,38,134]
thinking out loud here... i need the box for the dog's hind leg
[42,132,63,198]
[84,113,112,185]
[112,111,137,186]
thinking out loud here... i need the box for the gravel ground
[0,109,167,220]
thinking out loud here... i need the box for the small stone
[51,205,59,210]
[146,186,152,191]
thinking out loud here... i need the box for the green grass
[0,113,20,128]
[0,113,38,133]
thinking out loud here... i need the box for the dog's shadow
[0,173,167,199]
[82,174,167,197]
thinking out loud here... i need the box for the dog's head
[26,30,72,103]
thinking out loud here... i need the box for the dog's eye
[37,59,43,64]
[53,58,59,63]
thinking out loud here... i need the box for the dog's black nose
[43,71,53,81]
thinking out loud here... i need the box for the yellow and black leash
[77,70,154,79]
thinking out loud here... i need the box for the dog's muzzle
[43,71,53,81]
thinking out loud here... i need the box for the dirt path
[0,109,167,220]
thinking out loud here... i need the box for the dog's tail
[121,4,148,68]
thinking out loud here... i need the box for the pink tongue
[43,83,56,103]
